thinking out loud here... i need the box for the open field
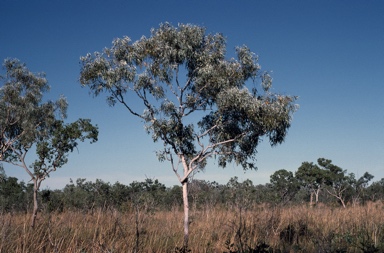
[1,202,384,252]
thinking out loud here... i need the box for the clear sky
[1,0,383,189]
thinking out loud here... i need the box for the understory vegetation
[2,166,384,252]
[1,203,384,252]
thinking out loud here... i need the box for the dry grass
[1,202,384,252]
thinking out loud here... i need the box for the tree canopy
[80,22,297,249]
[0,58,98,227]
[80,22,297,176]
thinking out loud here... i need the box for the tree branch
[111,88,143,119]
[167,151,183,183]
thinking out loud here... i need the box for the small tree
[295,162,326,206]
[270,169,300,205]
[355,172,374,203]
[0,59,98,227]
[0,170,29,213]
[225,176,256,210]
[318,158,352,208]
[366,178,384,202]
[80,23,297,249]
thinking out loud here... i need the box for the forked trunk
[182,181,189,250]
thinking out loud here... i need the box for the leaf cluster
[0,59,98,182]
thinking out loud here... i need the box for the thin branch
[171,65,181,103]
[185,132,247,181]
[111,88,143,119]
[197,124,218,140]
[168,151,182,183]
[12,152,35,180]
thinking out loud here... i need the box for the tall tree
[80,23,297,249]
[0,58,98,227]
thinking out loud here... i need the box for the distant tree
[270,169,300,205]
[63,178,96,211]
[128,178,166,208]
[92,179,113,208]
[318,158,352,208]
[0,172,29,212]
[225,176,256,210]
[80,23,297,249]
[0,59,98,227]
[40,189,64,213]
[164,185,183,208]
[110,181,131,210]
[349,172,374,205]
[252,183,273,204]
[295,162,326,206]
[127,178,166,252]
[189,179,220,210]
[366,178,384,202]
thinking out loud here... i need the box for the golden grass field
[1,202,384,252]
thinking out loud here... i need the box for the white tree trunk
[315,188,320,205]
[182,181,189,249]
[31,180,39,228]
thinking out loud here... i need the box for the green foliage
[0,175,29,212]
[33,119,98,180]
[40,189,64,213]
[189,179,222,209]
[269,169,300,204]
[224,177,257,210]
[293,158,375,207]
[80,22,297,177]
[295,162,326,205]
[317,158,354,207]
[1,173,384,214]
[0,58,98,226]
[365,178,384,201]
[0,58,98,178]
[295,162,325,190]
[0,58,66,161]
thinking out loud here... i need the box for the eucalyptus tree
[80,23,297,249]
[0,59,98,227]
[318,158,352,208]
[270,169,300,205]
[295,161,326,206]
[353,172,374,204]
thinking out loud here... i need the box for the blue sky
[1,1,383,189]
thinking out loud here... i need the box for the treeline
[1,158,384,213]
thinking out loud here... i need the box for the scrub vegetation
[1,164,384,252]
